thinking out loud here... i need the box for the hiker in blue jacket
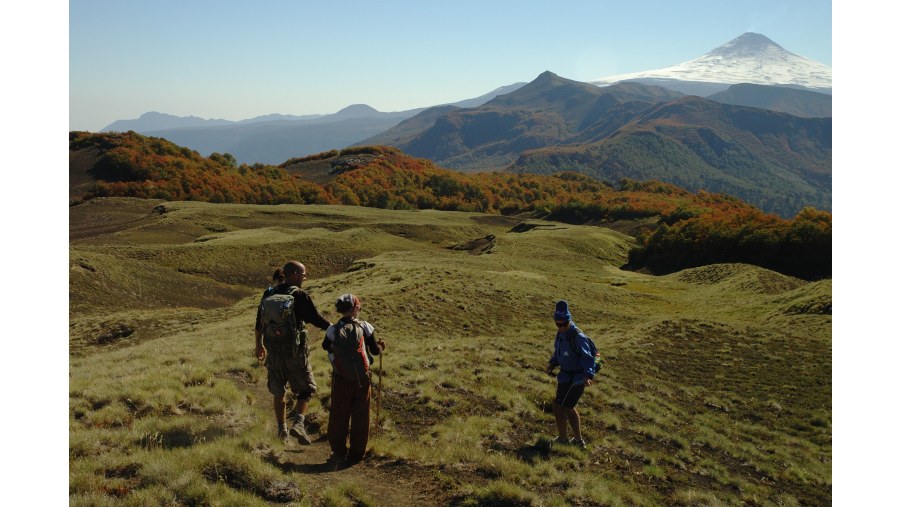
[546,300,597,449]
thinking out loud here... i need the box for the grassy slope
[70,198,831,506]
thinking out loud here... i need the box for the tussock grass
[320,482,378,506]
[70,199,831,505]
[458,479,540,506]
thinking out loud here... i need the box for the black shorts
[554,382,585,408]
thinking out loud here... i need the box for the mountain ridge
[365,71,830,217]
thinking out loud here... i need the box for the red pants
[328,373,371,461]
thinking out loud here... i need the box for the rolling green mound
[673,263,805,294]
[70,198,830,505]
[770,279,833,316]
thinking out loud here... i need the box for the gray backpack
[259,286,307,355]
[332,320,369,384]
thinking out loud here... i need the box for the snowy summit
[591,33,831,94]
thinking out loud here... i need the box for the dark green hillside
[402,109,567,170]
[636,96,831,176]
[707,83,832,118]
[511,96,831,217]
[513,130,829,218]
[394,73,681,171]
[358,105,461,147]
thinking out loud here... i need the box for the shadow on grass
[278,459,347,474]
[137,426,230,449]
[264,436,352,475]
[516,439,551,464]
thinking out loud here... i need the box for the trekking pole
[374,352,383,433]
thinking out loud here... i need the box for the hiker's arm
[364,328,383,355]
[254,307,265,360]
[296,292,331,330]
[548,339,559,368]
[255,329,266,360]
[546,343,559,376]
[321,325,336,352]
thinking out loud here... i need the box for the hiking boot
[289,420,312,445]
[571,438,587,449]
[550,436,568,449]
[277,428,289,443]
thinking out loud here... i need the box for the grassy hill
[69,132,832,281]
[70,198,831,505]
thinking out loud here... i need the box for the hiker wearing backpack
[255,261,331,445]
[255,268,286,361]
[324,294,385,464]
[546,300,598,449]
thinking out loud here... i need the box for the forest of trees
[70,132,831,280]
[71,131,328,204]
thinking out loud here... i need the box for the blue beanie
[554,300,571,321]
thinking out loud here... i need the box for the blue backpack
[568,331,603,373]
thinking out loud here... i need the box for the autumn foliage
[627,201,831,280]
[71,131,329,204]
[70,132,831,280]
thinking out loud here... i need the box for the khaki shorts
[265,352,317,400]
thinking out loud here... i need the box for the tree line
[70,132,830,280]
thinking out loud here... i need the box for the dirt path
[249,380,448,506]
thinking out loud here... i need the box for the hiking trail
[249,376,447,506]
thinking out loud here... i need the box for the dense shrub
[628,205,831,280]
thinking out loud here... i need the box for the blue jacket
[548,322,597,385]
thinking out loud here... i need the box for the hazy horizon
[69,0,832,132]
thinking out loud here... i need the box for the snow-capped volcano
[591,33,831,95]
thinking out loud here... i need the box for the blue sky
[68,0,832,131]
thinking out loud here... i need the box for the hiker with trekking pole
[322,293,385,465]
[546,300,600,449]
[255,261,332,445]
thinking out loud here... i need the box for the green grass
[70,198,831,505]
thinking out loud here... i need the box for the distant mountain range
[98,84,525,164]
[101,111,325,132]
